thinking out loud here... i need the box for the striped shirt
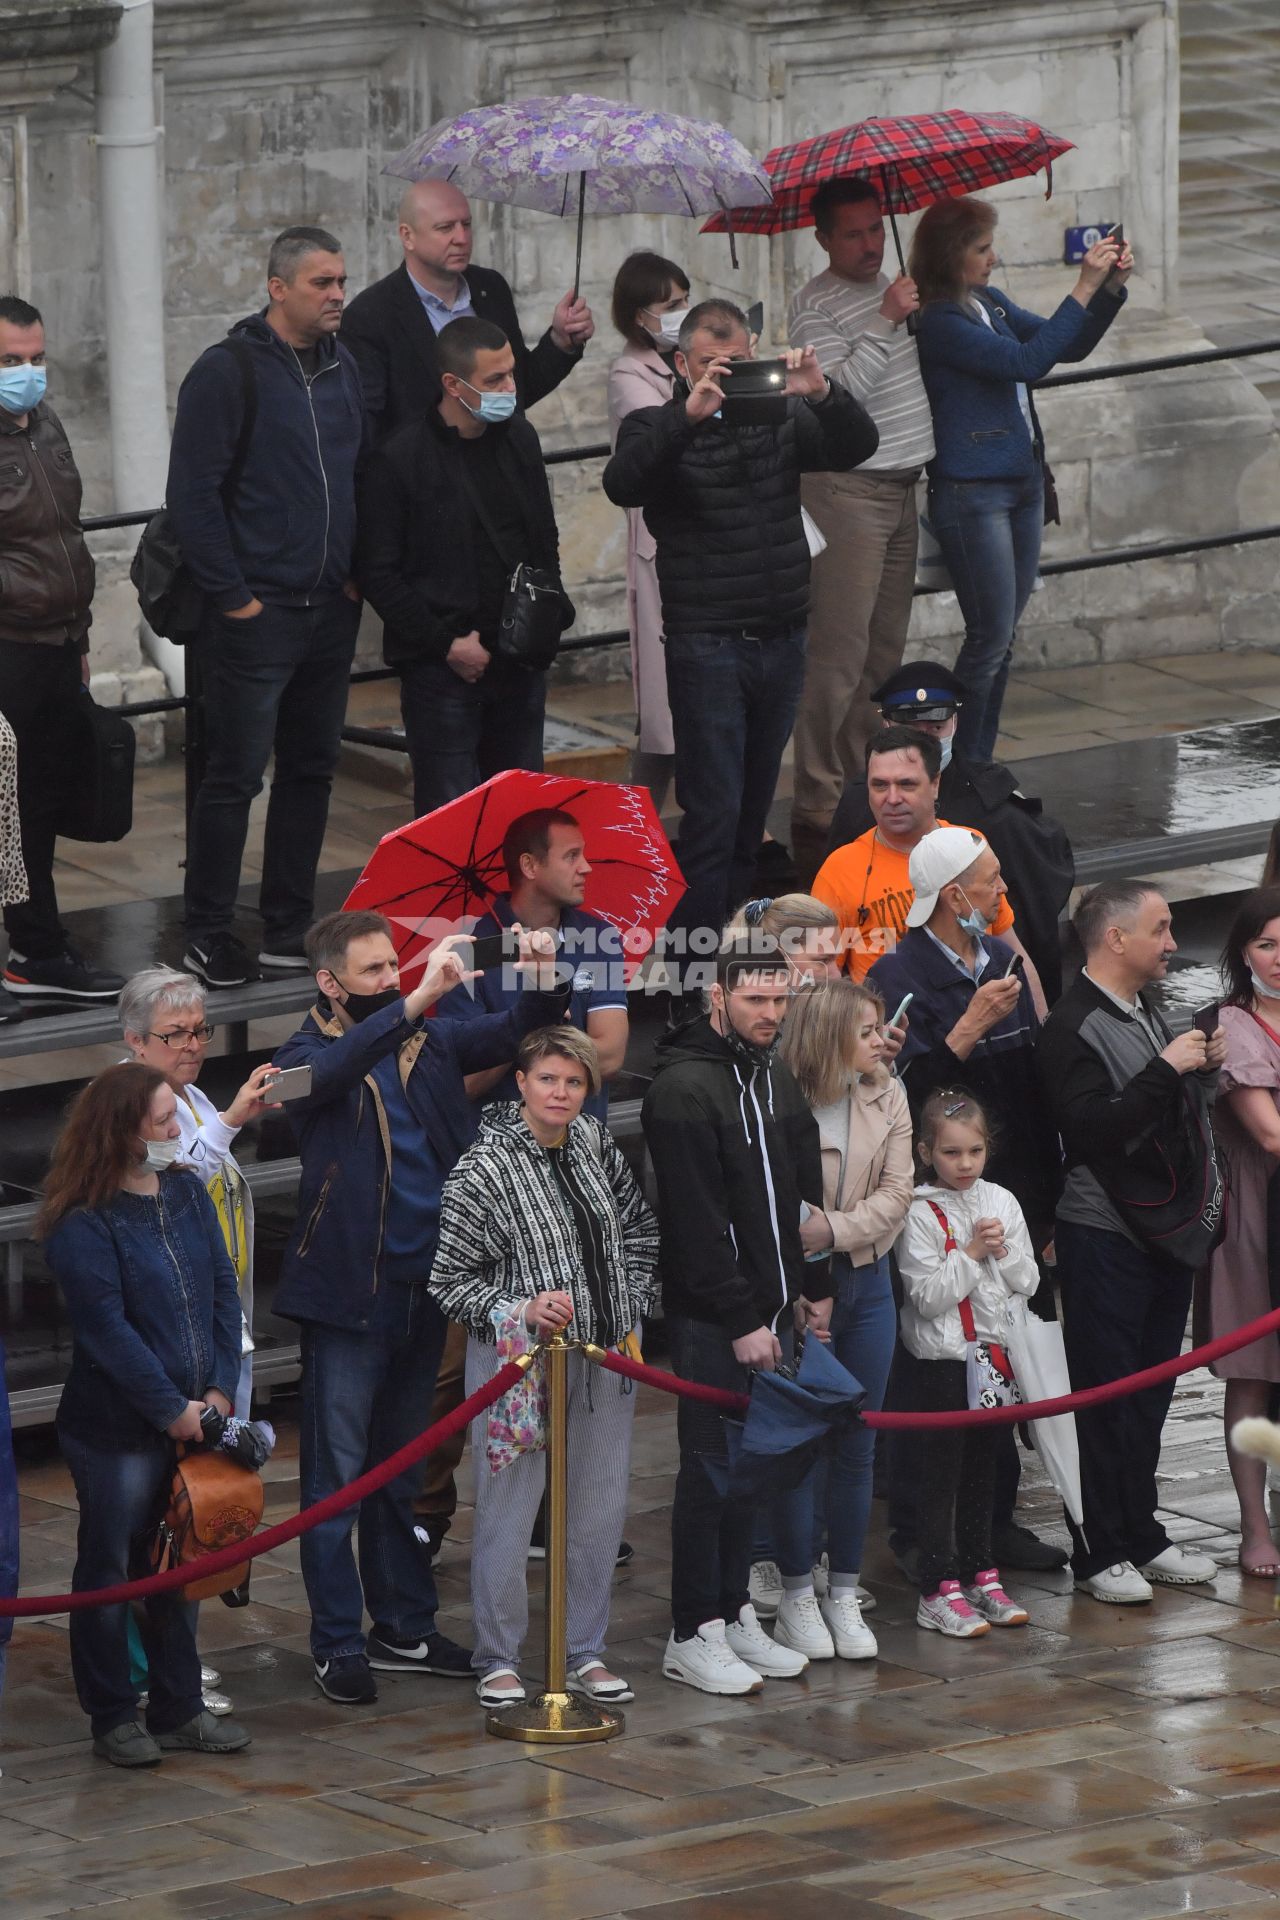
[789,268,934,470]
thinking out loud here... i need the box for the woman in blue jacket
[39,1063,252,1769]
[911,197,1131,763]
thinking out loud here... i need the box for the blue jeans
[299,1291,448,1660]
[664,628,807,958]
[186,595,360,947]
[59,1431,202,1738]
[399,652,546,819]
[928,472,1043,765]
[775,1255,896,1579]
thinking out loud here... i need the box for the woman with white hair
[120,967,276,1420]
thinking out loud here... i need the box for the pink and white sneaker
[916,1579,991,1638]
[962,1568,1029,1627]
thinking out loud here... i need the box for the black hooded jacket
[602,385,878,638]
[641,1014,828,1338]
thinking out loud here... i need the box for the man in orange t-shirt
[813,724,1044,1009]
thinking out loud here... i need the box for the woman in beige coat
[769,978,913,1663]
[606,251,690,807]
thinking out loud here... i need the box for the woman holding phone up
[911,200,1131,763]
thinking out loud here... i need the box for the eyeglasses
[145,1025,215,1050]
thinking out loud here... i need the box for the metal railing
[85,331,1280,753]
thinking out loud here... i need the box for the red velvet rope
[593,1301,1280,1430]
[0,1356,527,1618]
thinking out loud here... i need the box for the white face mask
[1250,967,1279,1002]
[141,1136,182,1172]
[644,307,687,347]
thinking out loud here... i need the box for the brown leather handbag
[151,1444,264,1601]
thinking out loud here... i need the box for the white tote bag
[999,1293,1083,1526]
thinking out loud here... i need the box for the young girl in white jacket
[897,1089,1041,1639]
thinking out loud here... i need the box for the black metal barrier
[84,331,1280,782]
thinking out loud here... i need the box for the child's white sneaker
[961,1568,1029,1627]
[917,1579,991,1638]
[748,1558,783,1618]
[663,1620,763,1695]
[725,1603,809,1677]
[820,1589,878,1659]
[773,1589,835,1660]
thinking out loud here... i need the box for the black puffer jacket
[602,385,877,637]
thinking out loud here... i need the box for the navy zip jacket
[917,283,1125,481]
[166,313,366,612]
[868,928,1061,1243]
[44,1170,243,1451]
[272,982,569,1332]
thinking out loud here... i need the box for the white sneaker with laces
[773,1589,835,1659]
[917,1580,991,1638]
[725,1603,809,1676]
[1138,1543,1217,1586]
[662,1620,764,1695]
[1076,1561,1153,1604]
[820,1589,878,1660]
[748,1559,783,1618]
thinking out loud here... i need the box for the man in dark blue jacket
[271,909,568,1705]
[167,226,367,991]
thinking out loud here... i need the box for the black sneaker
[413,1517,450,1561]
[0,982,22,1025]
[313,1654,377,1704]
[258,947,311,972]
[5,947,124,1003]
[528,1536,633,1568]
[366,1628,473,1677]
[184,934,257,989]
[991,1521,1070,1572]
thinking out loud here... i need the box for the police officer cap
[873,660,968,721]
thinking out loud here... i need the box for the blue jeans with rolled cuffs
[775,1254,897,1581]
[928,470,1044,765]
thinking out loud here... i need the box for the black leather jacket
[0,403,94,647]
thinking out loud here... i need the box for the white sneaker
[1076,1561,1154,1604]
[773,1589,835,1660]
[725,1603,809,1677]
[662,1620,764,1695]
[748,1558,783,1618]
[820,1590,878,1660]
[1138,1544,1217,1586]
[917,1581,991,1639]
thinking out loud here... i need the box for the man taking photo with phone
[603,300,879,1005]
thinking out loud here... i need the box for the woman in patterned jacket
[430,1025,658,1708]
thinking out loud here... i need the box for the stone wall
[1,0,1276,728]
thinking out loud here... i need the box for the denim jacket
[45,1170,243,1450]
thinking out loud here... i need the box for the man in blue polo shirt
[443,806,629,1119]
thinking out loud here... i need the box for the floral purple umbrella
[383,93,774,291]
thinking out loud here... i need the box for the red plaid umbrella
[702,110,1073,261]
[342,770,684,984]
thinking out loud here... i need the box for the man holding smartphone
[603,300,879,996]
[271,910,569,1705]
[1037,881,1226,1603]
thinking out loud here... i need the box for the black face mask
[329,978,401,1024]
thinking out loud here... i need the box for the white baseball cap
[905,826,987,928]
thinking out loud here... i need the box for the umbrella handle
[881,168,919,337]
[572,170,585,301]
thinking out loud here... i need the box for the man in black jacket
[827,661,1074,999]
[0,295,122,1008]
[341,180,592,437]
[603,300,879,966]
[642,932,832,1694]
[356,316,571,816]
[1037,880,1225,1604]
[167,226,366,989]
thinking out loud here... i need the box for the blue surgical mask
[956,888,989,938]
[0,363,46,416]
[459,378,517,424]
[938,736,954,771]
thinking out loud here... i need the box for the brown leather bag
[151,1444,264,1601]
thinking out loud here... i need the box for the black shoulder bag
[130,339,258,644]
[454,452,570,671]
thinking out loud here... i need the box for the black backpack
[130,339,257,643]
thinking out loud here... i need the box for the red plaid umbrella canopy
[702,110,1073,241]
[343,770,685,984]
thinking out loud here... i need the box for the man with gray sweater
[788,179,935,876]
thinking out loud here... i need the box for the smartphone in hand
[1191,1000,1220,1039]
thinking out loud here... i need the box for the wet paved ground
[3,1362,1279,1920]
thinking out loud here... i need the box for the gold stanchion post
[487,1331,623,1744]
